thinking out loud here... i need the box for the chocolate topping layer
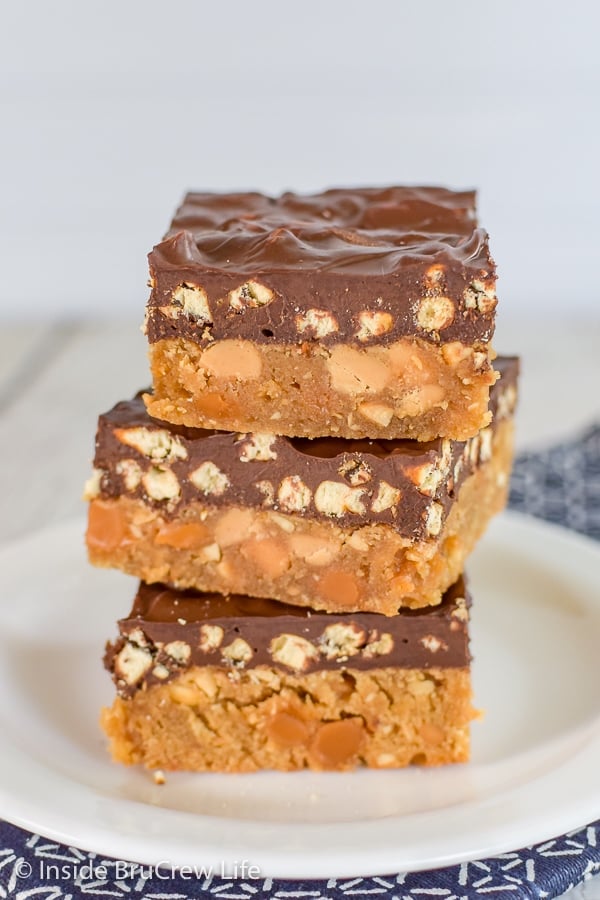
[91,357,518,539]
[105,577,471,697]
[146,187,497,347]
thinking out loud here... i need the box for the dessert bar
[144,187,498,441]
[102,578,476,772]
[86,359,517,613]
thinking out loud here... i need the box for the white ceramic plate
[0,511,599,878]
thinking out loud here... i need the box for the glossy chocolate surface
[146,186,496,346]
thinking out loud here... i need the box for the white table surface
[0,315,599,896]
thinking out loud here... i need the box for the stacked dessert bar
[85,186,519,772]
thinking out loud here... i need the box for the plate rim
[0,510,599,878]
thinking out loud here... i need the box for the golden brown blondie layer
[103,665,475,771]
[146,336,497,441]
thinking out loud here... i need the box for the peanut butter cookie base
[87,420,513,614]
[101,665,475,772]
[146,336,496,441]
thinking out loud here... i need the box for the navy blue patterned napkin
[1,426,599,900]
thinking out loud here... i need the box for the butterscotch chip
[213,508,253,547]
[194,391,242,421]
[316,571,361,609]
[310,719,365,768]
[241,539,290,579]
[201,340,262,380]
[155,522,210,549]
[420,723,445,745]
[87,500,131,550]
[326,346,391,396]
[289,534,338,566]
[266,711,311,748]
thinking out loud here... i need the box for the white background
[1,0,599,320]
